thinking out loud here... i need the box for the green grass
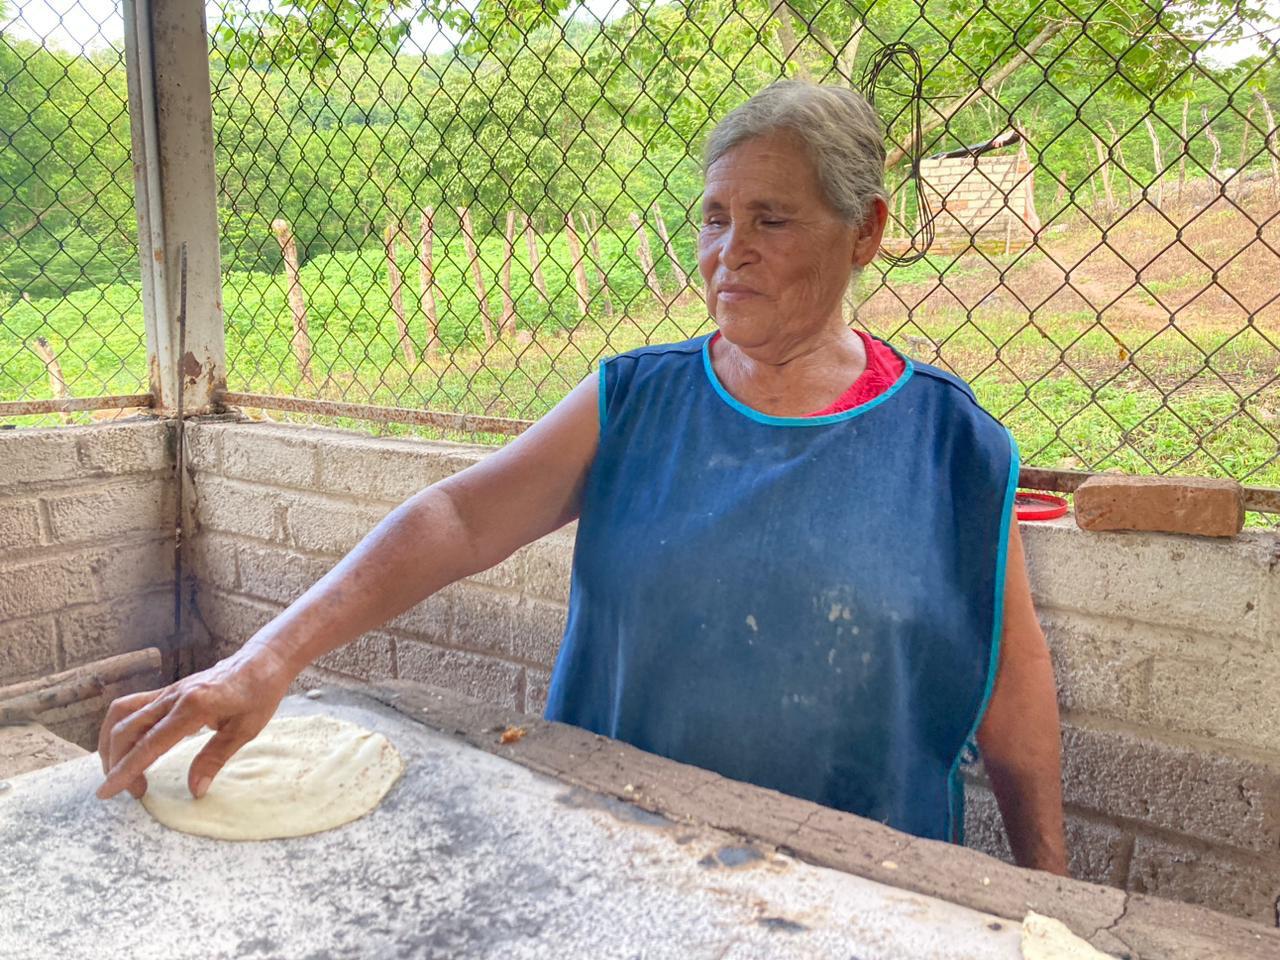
[4,224,1278,501]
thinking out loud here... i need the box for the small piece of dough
[1021,911,1116,960]
[140,715,403,841]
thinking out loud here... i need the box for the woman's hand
[96,640,294,801]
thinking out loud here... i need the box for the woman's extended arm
[975,518,1069,875]
[97,375,601,801]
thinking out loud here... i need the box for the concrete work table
[3,683,1278,959]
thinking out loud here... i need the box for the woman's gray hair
[704,80,888,225]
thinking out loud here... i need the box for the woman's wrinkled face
[697,132,861,352]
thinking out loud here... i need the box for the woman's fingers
[97,697,202,800]
[97,689,163,775]
[186,722,258,798]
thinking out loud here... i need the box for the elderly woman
[97,81,1067,873]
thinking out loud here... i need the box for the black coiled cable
[860,42,935,265]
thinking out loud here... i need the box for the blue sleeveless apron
[545,334,1019,842]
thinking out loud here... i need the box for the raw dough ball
[1021,911,1116,960]
[140,715,403,840]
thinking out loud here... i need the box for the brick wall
[0,421,177,742]
[919,153,1039,250]
[185,420,1280,923]
[184,421,567,714]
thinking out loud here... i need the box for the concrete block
[183,421,222,474]
[1022,520,1268,641]
[285,493,390,555]
[467,531,574,605]
[1061,721,1280,856]
[315,631,395,681]
[45,478,172,545]
[388,593,451,644]
[195,477,285,542]
[187,533,240,592]
[0,554,97,621]
[0,616,58,685]
[525,668,551,716]
[222,427,318,488]
[0,499,42,552]
[396,638,523,709]
[58,590,175,666]
[90,537,175,600]
[1128,832,1280,924]
[0,430,83,488]
[195,589,281,650]
[76,421,171,475]
[448,583,566,667]
[317,434,481,503]
[1146,651,1280,754]
[518,532,574,605]
[236,541,331,605]
[1076,474,1244,537]
[1041,610,1152,720]
[964,784,1131,887]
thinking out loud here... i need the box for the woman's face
[697,132,883,354]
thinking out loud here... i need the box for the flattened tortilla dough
[140,715,403,840]
[1021,911,1116,960]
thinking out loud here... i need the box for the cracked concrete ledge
[363,679,1280,960]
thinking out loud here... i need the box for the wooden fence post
[458,205,494,346]
[628,211,665,302]
[1179,97,1190,202]
[384,222,416,367]
[270,218,314,385]
[524,213,550,304]
[1143,116,1164,209]
[652,201,690,294]
[417,207,440,357]
[581,211,612,316]
[1091,134,1115,211]
[1255,91,1280,201]
[32,337,71,423]
[564,211,590,316]
[1202,105,1223,193]
[501,210,518,336]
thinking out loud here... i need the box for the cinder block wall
[919,153,1036,248]
[185,420,1280,923]
[0,421,177,741]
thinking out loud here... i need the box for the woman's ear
[852,195,890,268]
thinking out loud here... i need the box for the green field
[4,199,1280,506]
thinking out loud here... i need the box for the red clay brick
[1074,474,1243,537]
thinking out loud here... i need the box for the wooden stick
[501,210,517,335]
[563,211,590,317]
[1203,105,1223,192]
[1179,97,1189,202]
[652,201,689,294]
[628,211,665,302]
[1254,92,1280,202]
[1092,133,1115,209]
[0,648,163,724]
[582,211,612,316]
[1143,116,1164,209]
[458,206,494,346]
[31,336,72,424]
[270,218,314,385]
[524,213,549,304]
[384,222,416,366]
[417,207,440,357]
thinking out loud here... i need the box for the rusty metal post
[124,0,225,416]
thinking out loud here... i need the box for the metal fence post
[123,0,225,416]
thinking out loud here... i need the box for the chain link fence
[3,0,1280,502]
[0,0,147,426]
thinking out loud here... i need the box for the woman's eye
[762,219,788,227]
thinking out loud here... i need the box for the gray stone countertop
[2,683,1277,959]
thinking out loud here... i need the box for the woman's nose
[719,224,756,269]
